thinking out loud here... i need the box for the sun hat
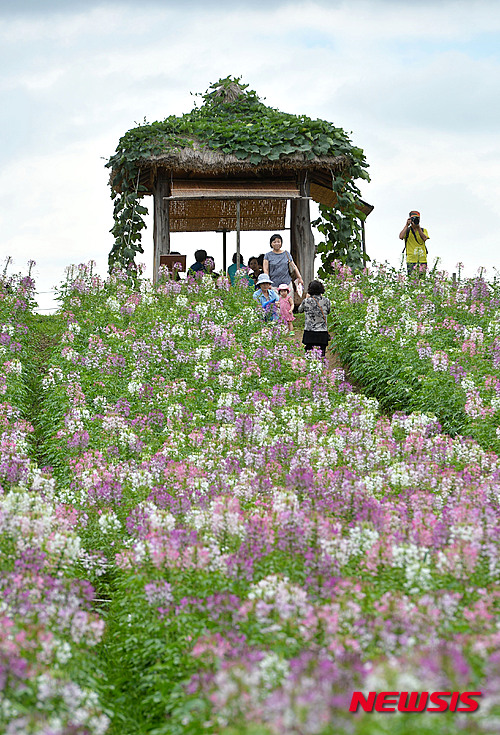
[277,283,290,292]
[256,273,272,285]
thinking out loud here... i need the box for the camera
[410,216,420,225]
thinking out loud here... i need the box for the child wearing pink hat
[278,283,295,333]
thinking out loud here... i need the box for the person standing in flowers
[278,283,295,333]
[188,249,208,276]
[253,273,279,322]
[204,255,218,280]
[247,256,263,289]
[399,210,429,276]
[263,234,304,308]
[227,253,254,289]
[227,252,245,285]
[298,280,331,356]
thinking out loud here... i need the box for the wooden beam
[165,194,309,200]
[153,175,170,283]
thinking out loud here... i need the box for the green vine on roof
[313,182,369,277]
[106,76,370,272]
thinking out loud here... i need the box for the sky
[1,0,499,311]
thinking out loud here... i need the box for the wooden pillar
[361,220,367,266]
[236,200,241,269]
[290,175,315,298]
[222,230,227,273]
[153,175,170,283]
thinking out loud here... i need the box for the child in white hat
[253,273,279,322]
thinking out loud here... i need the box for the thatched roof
[130,140,350,195]
[106,79,371,270]
[108,77,367,196]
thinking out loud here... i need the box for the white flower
[194,346,212,361]
[217,393,234,407]
[55,640,72,664]
[194,303,209,316]
[64,348,80,363]
[106,297,121,312]
[4,359,22,375]
[42,365,64,389]
[258,652,290,688]
[218,373,234,389]
[320,525,379,567]
[127,380,142,394]
[0,323,15,336]
[98,511,122,534]
[392,543,432,592]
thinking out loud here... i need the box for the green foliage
[108,186,148,273]
[23,312,66,468]
[313,198,368,276]
[106,76,369,271]
[326,264,500,452]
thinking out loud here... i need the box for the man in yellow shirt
[399,210,429,276]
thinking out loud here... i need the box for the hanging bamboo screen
[167,180,300,232]
[310,181,337,209]
[310,178,374,217]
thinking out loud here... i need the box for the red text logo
[349,691,481,713]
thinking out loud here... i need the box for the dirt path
[291,326,344,370]
[290,325,363,391]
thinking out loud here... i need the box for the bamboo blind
[167,179,299,232]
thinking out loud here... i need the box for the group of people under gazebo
[188,233,331,357]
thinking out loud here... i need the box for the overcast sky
[1,0,499,309]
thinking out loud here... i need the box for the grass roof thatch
[105,77,370,271]
[107,76,368,194]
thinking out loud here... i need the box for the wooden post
[236,201,241,269]
[361,220,366,266]
[290,175,315,300]
[222,230,227,273]
[153,175,170,283]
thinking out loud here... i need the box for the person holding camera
[399,210,429,276]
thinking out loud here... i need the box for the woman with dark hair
[204,256,218,280]
[263,234,303,307]
[247,256,263,288]
[298,280,331,357]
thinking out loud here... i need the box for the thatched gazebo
[107,78,371,284]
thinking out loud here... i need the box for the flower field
[328,263,500,454]
[0,269,108,734]
[2,261,500,734]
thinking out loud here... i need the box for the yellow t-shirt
[405,228,429,263]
